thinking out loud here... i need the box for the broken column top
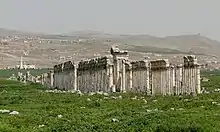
[110,45,128,56]
[131,60,149,70]
[54,63,64,73]
[78,55,113,71]
[150,59,170,70]
[63,61,75,71]
[183,55,198,67]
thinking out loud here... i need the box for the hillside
[0,28,41,37]
[0,29,220,68]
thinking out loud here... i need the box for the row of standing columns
[40,49,201,96]
[113,57,201,95]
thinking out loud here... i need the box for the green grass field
[0,70,220,131]
[0,68,52,78]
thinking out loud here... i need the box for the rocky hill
[0,29,219,68]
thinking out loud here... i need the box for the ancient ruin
[22,46,202,96]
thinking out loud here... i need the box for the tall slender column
[41,74,44,85]
[167,67,171,95]
[74,64,77,91]
[129,64,133,90]
[50,71,54,88]
[109,65,114,92]
[121,60,126,92]
[146,66,150,95]
[172,67,175,94]
[196,65,201,94]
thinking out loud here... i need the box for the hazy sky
[1,0,220,40]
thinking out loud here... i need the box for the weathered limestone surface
[54,63,64,89]
[125,61,132,92]
[111,45,129,92]
[131,60,149,93]
[63,61,77,90]
[77,56,113,93]
[183,55,201,95]
[175,65,183,95]
[150,59,170,95]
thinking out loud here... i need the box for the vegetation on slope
[0,77,220,131]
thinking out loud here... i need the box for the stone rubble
[0,109,10,113]
[9,111,19,115]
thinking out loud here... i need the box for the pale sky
[1,0,220,40]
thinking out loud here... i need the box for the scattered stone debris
[57,115,63,118]
[147,109,152,112]
[0,109,19,115]
[183,99,189,102]
[0,109,10,113]
[146,108,162,113]
[112,118,119,122]
[152,100,158,102]
[103,93,109,96]
[104,97,110,99]
[170,108,175,111]
[77,90,84,96]
[96,99,102,102]
[9,111,19,115]
[118,95,122,99]
[212,101,218,104]
[200,106,205,108]
[177,108,184,111]
[111,96,122,99]
[89,92,95,96]
[7,74,17,81]
[214,89,220,92]
[45,89,76,94]
[143,99,148,103]
[131,96,138,100]
[201,87,209,93]
[38,124,45,128]
[96,91,103,95]
[111,96,117,99]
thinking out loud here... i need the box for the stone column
[50,71,54,88]
[129,64,133,90]
[122,60,126,92]
[171,66,175,95]
[196,65,201,94]
[26,71,30,82]
[190,67,195,94]
[23,75,26,84]
[146,66,150,95]
[167,67,171,95]
[41,74,44,85]
[116,59,120,84]
[74,64,78,91]
[179,65,183,95]
[109,65,114,92]
[151,70,155,95]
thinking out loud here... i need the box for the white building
[15,56,36,69]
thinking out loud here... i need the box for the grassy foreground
[0,68,52,78]
[1,80,220,132]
